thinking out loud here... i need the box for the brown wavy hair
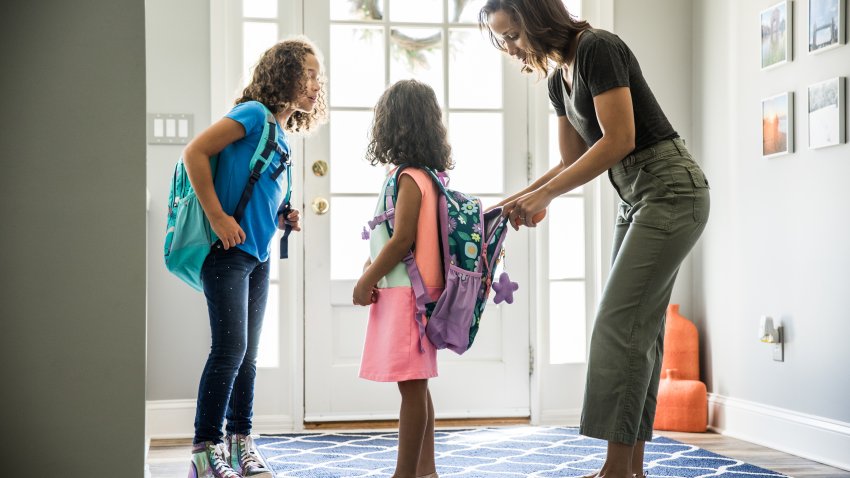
[479,0,590,77]
[366,79,453,171]
[235,36,328,134]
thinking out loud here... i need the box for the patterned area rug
[256,426,787,478]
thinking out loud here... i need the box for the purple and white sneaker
[187,441,242,478]
[226,434,272,478]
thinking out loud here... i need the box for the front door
[301,0,532,421]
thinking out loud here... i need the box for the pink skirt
[359,287,443,382]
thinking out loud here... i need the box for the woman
[479,2,710,477]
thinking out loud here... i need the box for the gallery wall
[692,0,850,470]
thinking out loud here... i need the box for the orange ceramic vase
[654,369,708,432]
[659,304,699,381]
[653,304,707,432]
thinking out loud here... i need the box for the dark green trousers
[580,138,710,445]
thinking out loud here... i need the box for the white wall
[145,0,212,402]
[693,0,850,469]
[0,1,146,474]
[613,0,696,315]
[145,1,303,437]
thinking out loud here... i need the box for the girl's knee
[209,344,249,367]
[397,379,428,395]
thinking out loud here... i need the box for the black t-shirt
[548,29,677,152]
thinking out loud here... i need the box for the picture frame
[761,0,793,69]
[808,0,845,54]
[808,77,846,148]
[762,92,795,157]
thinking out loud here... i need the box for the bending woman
[480,1,710,477]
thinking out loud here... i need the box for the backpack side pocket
[426,265,482,355]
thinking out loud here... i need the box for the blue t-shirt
[215,101,290,262]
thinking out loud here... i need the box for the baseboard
[537,409,582,426]
[708,393,850,471]
[146,400,295,439]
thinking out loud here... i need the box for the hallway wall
[0,1,147,474]
[692,0,850,469]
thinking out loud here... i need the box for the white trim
[539,409,582,426]
[146,399,196,439]
[210,1,243,122]
[584,0,614,30]
[305,409,531,423]
[708,393,850,471]
[146,400,296,439]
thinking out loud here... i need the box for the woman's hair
[235,36,328,134]
[366,79,453,171]
[478,0,590,77]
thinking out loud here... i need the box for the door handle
[312,197,330,215]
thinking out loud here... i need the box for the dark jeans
[193,245,269,444]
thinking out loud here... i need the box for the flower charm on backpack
[491,271,519,304]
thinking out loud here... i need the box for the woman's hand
[279,208,302,231]
[484,201,505,214]
[209,213,246,249]
[352,279,378,306]
[504,187,555,230]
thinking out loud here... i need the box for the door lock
[312,160,329,177]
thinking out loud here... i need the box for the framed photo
[808,77,846,148]
[761,1,793,69]
[762,92,794,157]
[808,0,845,54]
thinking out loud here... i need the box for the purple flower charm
[361,226,370,240]
[491,271,518,304]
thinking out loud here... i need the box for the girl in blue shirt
[182,37,327,478]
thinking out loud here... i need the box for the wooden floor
[146,426,850,478]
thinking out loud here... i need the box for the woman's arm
[353,174,422,305]
[495,114,587,209]
[505,86,636,227]
[182,117,247,249]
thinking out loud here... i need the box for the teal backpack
[164,102,292,291]
[365,166,512,354]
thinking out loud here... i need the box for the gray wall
[146,0,213,401]
[693,0,850,422]
[613,0,696,316]
[0,0,146,475]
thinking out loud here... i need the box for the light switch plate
[148,113,193,144]
[773,327,784,362]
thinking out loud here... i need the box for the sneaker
[188,441,242,478]
[226,434,273,478]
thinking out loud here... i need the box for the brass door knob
[312,197,330,215]
[312,160,329,177]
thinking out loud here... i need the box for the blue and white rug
[256,426,787,478]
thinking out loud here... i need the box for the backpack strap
[232,106,281,224]
[374,165,438,353]
[403,251,430,353]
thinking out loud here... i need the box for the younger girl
[352,79,451,478]
[182,37,327,478]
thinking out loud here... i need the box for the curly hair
[479,0,590,77]
[366,79,453,171]
[235,36,328,134]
